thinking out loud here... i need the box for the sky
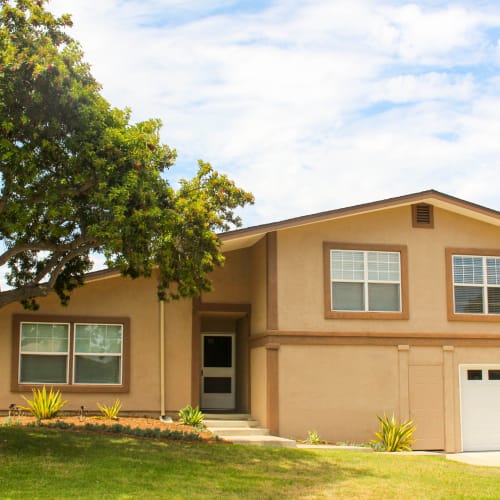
[48,0,500,228]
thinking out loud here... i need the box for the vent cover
[412,204,434,228]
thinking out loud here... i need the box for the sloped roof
[220,189,500,252]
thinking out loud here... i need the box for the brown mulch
[2,415,217,442]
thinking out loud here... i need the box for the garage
[460,365,500,451]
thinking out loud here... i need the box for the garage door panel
[460,365,500,452]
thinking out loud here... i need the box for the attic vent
[412,203,434,228]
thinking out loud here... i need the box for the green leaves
[178,405,205,428]
[97,399,122,420]
[370,413,416,452]
[21,386,67,419]
[0,1,253,309]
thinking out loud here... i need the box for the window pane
[467,369,482,380]
[487,258,500,285]
[368,283,400,311]
[453,256,483,284]
[20,354,67,383]
[204,336,232,368]
[75,324,122,354]
[331,250,364,281]
[454,286,484,313]
[74,356,121,384]
[367,252,400,282]
[21,323,68,353]
[332,282,364,311]
[487,287,500,314]
[204,377,231,393]
[488,370,500,380]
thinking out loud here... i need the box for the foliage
[178,405,205,428]
[21,386,67,419]
[0,0,253,310]
[305,430,323,445]
[96,399,122,419]
[2,427,500,499]
[30,419,201,441]
[370,413,416,452]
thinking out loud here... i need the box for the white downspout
[159,300,166,417]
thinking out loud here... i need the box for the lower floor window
[15,316,128,390]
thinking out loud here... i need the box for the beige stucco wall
[277,345,399,443]
[250,237,267,335]
[202,248,252,304]
[277,206,500,333]
[250,346,267,426]
[0,274,193,415]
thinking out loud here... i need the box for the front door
[201,333,235,410]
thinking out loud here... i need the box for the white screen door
[201,333,235,410]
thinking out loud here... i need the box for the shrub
[370,413,416,452]
[21,386,67,419]
[178,405,205,428]
[306,430,322,445]
[97,399,122,419]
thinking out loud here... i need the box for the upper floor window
[324,243,409,319]
[13,315,129,393]
[451,254,500,316]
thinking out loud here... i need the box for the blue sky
[50,0,500,227]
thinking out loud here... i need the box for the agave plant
[370,413,416,452]
[97,399,122,419]
[178,405,204,428]
[21,386,67,420]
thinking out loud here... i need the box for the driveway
[446,451,500,467]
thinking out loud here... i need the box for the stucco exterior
[1,190,499,452]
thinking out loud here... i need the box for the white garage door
[460,365,500,451]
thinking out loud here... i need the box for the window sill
[447,312,500,323]
[11,383,129,393]
[325,310,409,320]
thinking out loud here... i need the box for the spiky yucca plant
[370,413,416,452]
[22,386,67,419]
[178,405,204,428]
[97,399,122,419]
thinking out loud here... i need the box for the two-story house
[2,190,499,452]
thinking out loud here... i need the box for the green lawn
[0,427,499,499]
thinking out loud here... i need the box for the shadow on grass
[0,427,372,498]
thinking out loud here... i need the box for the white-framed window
[330,249,402,312]
[74,324,123,385]
[19,322,70,384]
[452,255,500,315]
[15,317,127,390]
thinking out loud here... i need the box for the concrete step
[203,413,251,420]
[208,426,270,437]
[204,419,260,429]
[223,434,297,447]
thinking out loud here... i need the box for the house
[1,189,499,452]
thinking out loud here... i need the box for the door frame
[200,332,236,410]
[191,301,251,411]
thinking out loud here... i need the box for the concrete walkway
[446,451,500,467]
[298,444,500,467]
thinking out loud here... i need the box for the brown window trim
[446,248,500,322]
[11,314,130,393]
[412,203,434,228]
[323,242,409,320]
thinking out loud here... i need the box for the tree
[0,0,253,310]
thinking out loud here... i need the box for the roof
[220,189,500,252]
[84,189,499,278]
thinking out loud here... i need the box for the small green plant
[370,413,416,452]
[97,399,122,420]
[178,405,204,428]
[306,430,322,445]
[21,386,67,419]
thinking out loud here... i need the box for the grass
[0,427,499,499]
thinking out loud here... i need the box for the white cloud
[45,0,500,228]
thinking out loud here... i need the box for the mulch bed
[1,415,217,443]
